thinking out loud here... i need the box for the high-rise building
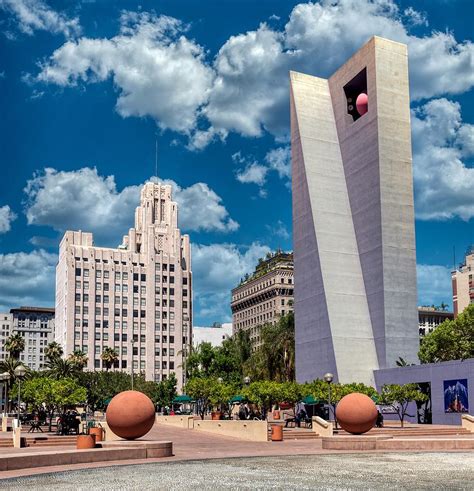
[452,245,474,317]
[291,37,419,386]
[231,251,294,348]
[0,307,55,370]
[55,182,192,389]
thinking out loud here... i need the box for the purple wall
[374,358,474,425]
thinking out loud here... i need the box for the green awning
[104,398,112,405]
[302,395,320,405]
[229,395,245,404]
[172,395,193,403]
[371,394,380,403]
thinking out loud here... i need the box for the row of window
[233,276,293,301]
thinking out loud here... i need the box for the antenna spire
[155,133,158,182]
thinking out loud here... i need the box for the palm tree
[46,357,78,379]
[100,347,118,371]
[44,341,64,362]
[68,350,88,370]
[4,333,25,359]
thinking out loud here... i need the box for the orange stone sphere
[356,92,368,116]
[106,390,155,440]
[335,392,377,434]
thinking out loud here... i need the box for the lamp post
[243,376,250,386]
[0,372,10,414]
[323,372,334,421]
[131,338,135,391]
[14,365,26,424]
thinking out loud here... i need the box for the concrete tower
[291,37,418,385]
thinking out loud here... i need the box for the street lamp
[243,376,250,386]
[131,338,136,391]
[14,365,26,424]
[0,372,11,414]
[323,372,334,420]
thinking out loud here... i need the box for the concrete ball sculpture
[106,390,155,440]
[335,392,377,434]
[356,92,368,116]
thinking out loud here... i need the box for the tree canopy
[418,304,474,363]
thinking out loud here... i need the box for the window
[122,297,128,305]
[76,280,81,289]
[122,346,127,355]
[94,359,100,368]
[115,296,120,304]
[95,307,101,316]
[104,271,109,279]
[95,346,100,354]
[140,334,146,343]
[170,361,174,370]
[96,270,102,279]
[140,360,145,369]
[133,310,139,318]
[104,283,109,291]
[122,321,127,329]
[122,285,128,293]
[133,346,138,356]
[96,295,101,303]
[140,286,146,294]
[183,301,188,308]
[122,309,128,316]
[84,281,89,291]
[141,298,146,307]
[133,285,139,294]
[103,333,109,341]
[75,293,81,302]
[104,295,109,304]
[162,361,167,369]
[84,294,89,302]
[84,269,89,277]
[115,272,121,280]
[123,272,128,280]
[122,333,127,342]
[169,264,175,272]
[114,333,119,342]
[121,360,127,369]
[95,332,101,340]
[75,268,81,276]
[133,273,139,281]
[96,283,102,291]
[170,336,175,344]
[140,347,145,356]
[141,274,146,281]
[170,276,175,284]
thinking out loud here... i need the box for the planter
[89,426,104,442]
[211,411,222,421]
[77,434,96,449]
[273,410,281,420]
[271,424,283,442]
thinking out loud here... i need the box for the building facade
[452,246,474,317]
[0,307,55,371]
[192,323,232,348]
[291,37,419,386]
[418,307,454,338]
[231,251,294,348]
[55,182,192,389]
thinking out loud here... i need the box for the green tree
[243,312,295,382]
[16,377,87,431]
[419,304,474,363]
[47,357,80,380]
[242,381,287,419]
[100,347,118,371]
[186,377,225,419]
[4,333,25,359]
[44,341,64,362]
[380,383,428,427]
[154,373,178,408]
[67,350,88,370]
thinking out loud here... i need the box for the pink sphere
[335,392,377,434]
[106,390,155,440]
[356,93,368,116]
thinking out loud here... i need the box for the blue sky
[0,0,473,325]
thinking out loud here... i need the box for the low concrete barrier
[193,420,268,442]
[461,414,474,433]
[312,417,333,437]
[155,415,195,429]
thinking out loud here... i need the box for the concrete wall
[193,420,268,442]
[155,415,195,429]
[374,358,474,425]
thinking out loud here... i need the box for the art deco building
[55,182,192,388]
[291,37,419,386]
[0,307,55,371]
[231,251,294,348]
[452,245,474,317]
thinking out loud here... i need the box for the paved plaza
[1,453,473,490]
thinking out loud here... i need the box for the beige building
[55,182,192,388]
[0,307,55,371]
[418,307,453,338]
[231,251,293,348]
[452,246,474,317]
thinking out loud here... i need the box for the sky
[0,0,473,326]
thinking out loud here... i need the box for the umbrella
[229,395,246,404]
[302,395,320,405]
[172,395,193,404]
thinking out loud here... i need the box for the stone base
[100,440,173,458]
[322,436,392,451]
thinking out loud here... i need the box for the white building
[55,182,192,389]
[0,307,55,371]
[193,323,232,348]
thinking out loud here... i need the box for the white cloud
[192,242,270,322]
[0,205,17,233]
[33,11,213,135]
[24,167,238,245]
[0,0,80,38]
[29,1,474,147]
[412,98,474,221]
[417,264,452,308]
[265,146,290,179]
[266,220,290,240]
[0,249,57,311]
[235,162,268,186]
